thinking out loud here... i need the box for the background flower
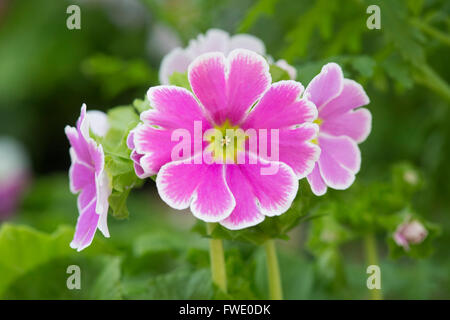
[159,28,296,84]
[394,219,428,250]
[0,137,30,220]
[65,105,111,251]
[305,63,371,195]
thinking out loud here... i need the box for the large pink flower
[159,28,296,84]
[130,49,319,229]
[305,63,371,195]
[65,105,111,251]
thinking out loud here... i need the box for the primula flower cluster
[65,29,372,250]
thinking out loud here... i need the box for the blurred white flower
[0,137,30,219]
[275,59,297,80]
[86,110,109,137]
[159,28,296,84]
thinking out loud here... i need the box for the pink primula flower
[130,49,319,230]
[65,105,111,251]
[305,63,372,195]
[159,28,296,84]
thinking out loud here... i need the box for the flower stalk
[264,239,283,300]
[364,233,383,300]
[207,223,227,293]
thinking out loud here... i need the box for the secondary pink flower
[65,105,111,251]
[130,49,319,229]
[305,63,371,195]
[159,28,296,84]
[0,137,30,220]
[394,220,428,250]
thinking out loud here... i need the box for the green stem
[413,63,450,103]
[364,233,383,300]
[264,239,283,300]
[410,18,450,47]
[207,223,227,293]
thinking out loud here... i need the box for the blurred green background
[0,0,449,299]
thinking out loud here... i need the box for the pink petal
[144,86,208,128]
[243,81,317,129]
[159,48,193,85]
[188,49,270,126]
[304,63,343,110]
[127,130,150,179]
[188,52,228,125]
[319,134,360,173]
[135,86,211,175]
[317,134,360,189]
[69,161,95,193]
[219,163,265,230]
[320,108,372,143]
[277,124,320,179]
[156,154,235,222]
[319,79,370,119]
[231,153,298,219]
[65,126,91,166]
[225,49,271,125]
[70,198,100,252]
[306,164,327,196]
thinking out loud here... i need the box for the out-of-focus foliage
[0,0,449,299]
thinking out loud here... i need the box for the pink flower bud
[394,220,428,250]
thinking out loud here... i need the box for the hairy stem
[207,223,227,293]
[264,239,283,300]
[364,233,383,300]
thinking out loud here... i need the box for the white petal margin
[256,156,299,217]
[155,154,236,223]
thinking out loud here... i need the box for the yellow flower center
[205,120,247,163]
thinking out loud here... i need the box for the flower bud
[394,220,428,250]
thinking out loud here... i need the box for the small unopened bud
[403,170,418,185]
[394,220,428,250]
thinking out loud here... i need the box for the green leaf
[81,54,154,98]
[97,105,143,219]
[238,0,279,32]
[108,189,131,219]
[89,256,122,299]
[122,268,213,299]
[378,0,425,66]
[133,98,151,113]
[269,64,291,82]
[2,255,122,299]
[168,71,191,91]
[0,224,115,298]
[0,224,74,296]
